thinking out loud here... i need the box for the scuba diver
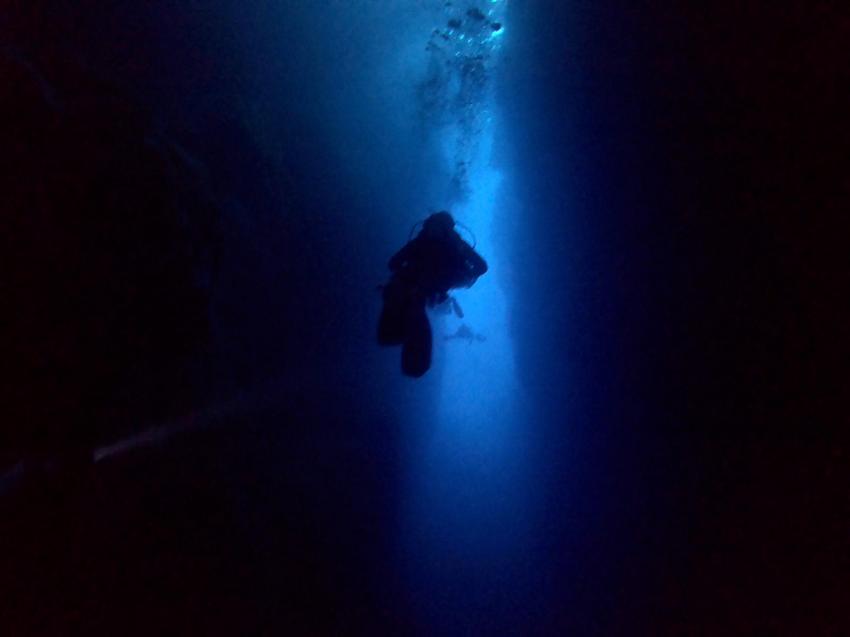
[444,323,486,344]
[377,211,488,377]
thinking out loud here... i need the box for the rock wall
[1,49,219,463]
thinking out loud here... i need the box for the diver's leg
[401,304,432,377]
[377,304,404,345]
[377,282,405,345]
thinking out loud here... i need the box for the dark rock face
[1,50,219,463]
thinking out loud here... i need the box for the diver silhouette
[377,211,488,377]
[444,323,486,344]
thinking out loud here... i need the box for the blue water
[5,0,842,634]
[219,3,549,631]
[278,3,540,630]
[1,1,601,632]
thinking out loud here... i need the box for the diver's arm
[465,245,488,278]
[388,242,412,272]
[452,242,487,288]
